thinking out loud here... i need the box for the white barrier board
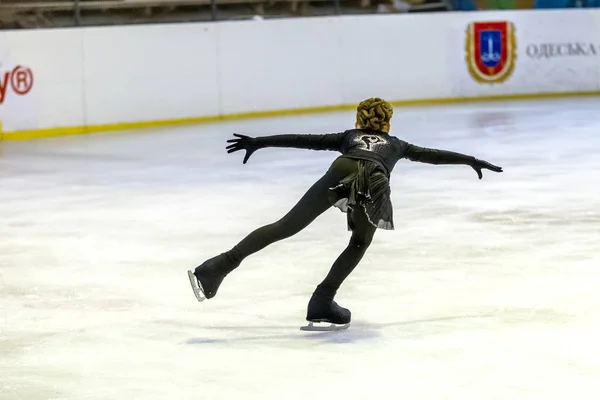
[1,10,599,133]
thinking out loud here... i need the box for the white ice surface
[1,98,600,400]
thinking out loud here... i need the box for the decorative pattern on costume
[361,135,385,150]
[351,134,389,152]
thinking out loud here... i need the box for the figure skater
[187,98,503,329]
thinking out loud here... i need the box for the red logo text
[0,65,34,105]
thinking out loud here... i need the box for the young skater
[187,97,502,330]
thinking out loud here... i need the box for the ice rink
[1,98,600,400]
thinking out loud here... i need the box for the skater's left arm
[226,132,345,164]
[401,142,503,179]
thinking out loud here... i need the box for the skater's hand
[226,133,260,164]
[471,158,503,179]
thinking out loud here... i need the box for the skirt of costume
[328,159,394,231]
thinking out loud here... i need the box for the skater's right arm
[226,132,346,164]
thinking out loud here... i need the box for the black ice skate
[187,253,238,302]
[301,293,351,331]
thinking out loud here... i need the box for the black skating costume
[191,128,502,326]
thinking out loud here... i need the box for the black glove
[226,134,261,164]
[471,158,503,179]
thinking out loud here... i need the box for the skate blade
[300,321,350,332]
[187,270,206,302]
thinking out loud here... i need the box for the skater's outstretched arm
[402,143,503,179]
[226,132,345,164]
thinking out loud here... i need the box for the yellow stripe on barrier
[2,90,600,141]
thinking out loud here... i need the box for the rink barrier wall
[3,90,600,141]
[2,10,600,140]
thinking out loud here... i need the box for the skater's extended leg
[226,174,334,264]
[192,157,358,300]
[226,157,358,264]
[307,207,377,324]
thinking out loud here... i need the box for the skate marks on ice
[184,314,498,347]
[183,306,575,347]
[185,321,377,346]
[470,208,600,227]
[185,329,368,346]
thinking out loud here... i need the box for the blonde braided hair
[356,98,393,132]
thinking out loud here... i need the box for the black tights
[226,157,377,298]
